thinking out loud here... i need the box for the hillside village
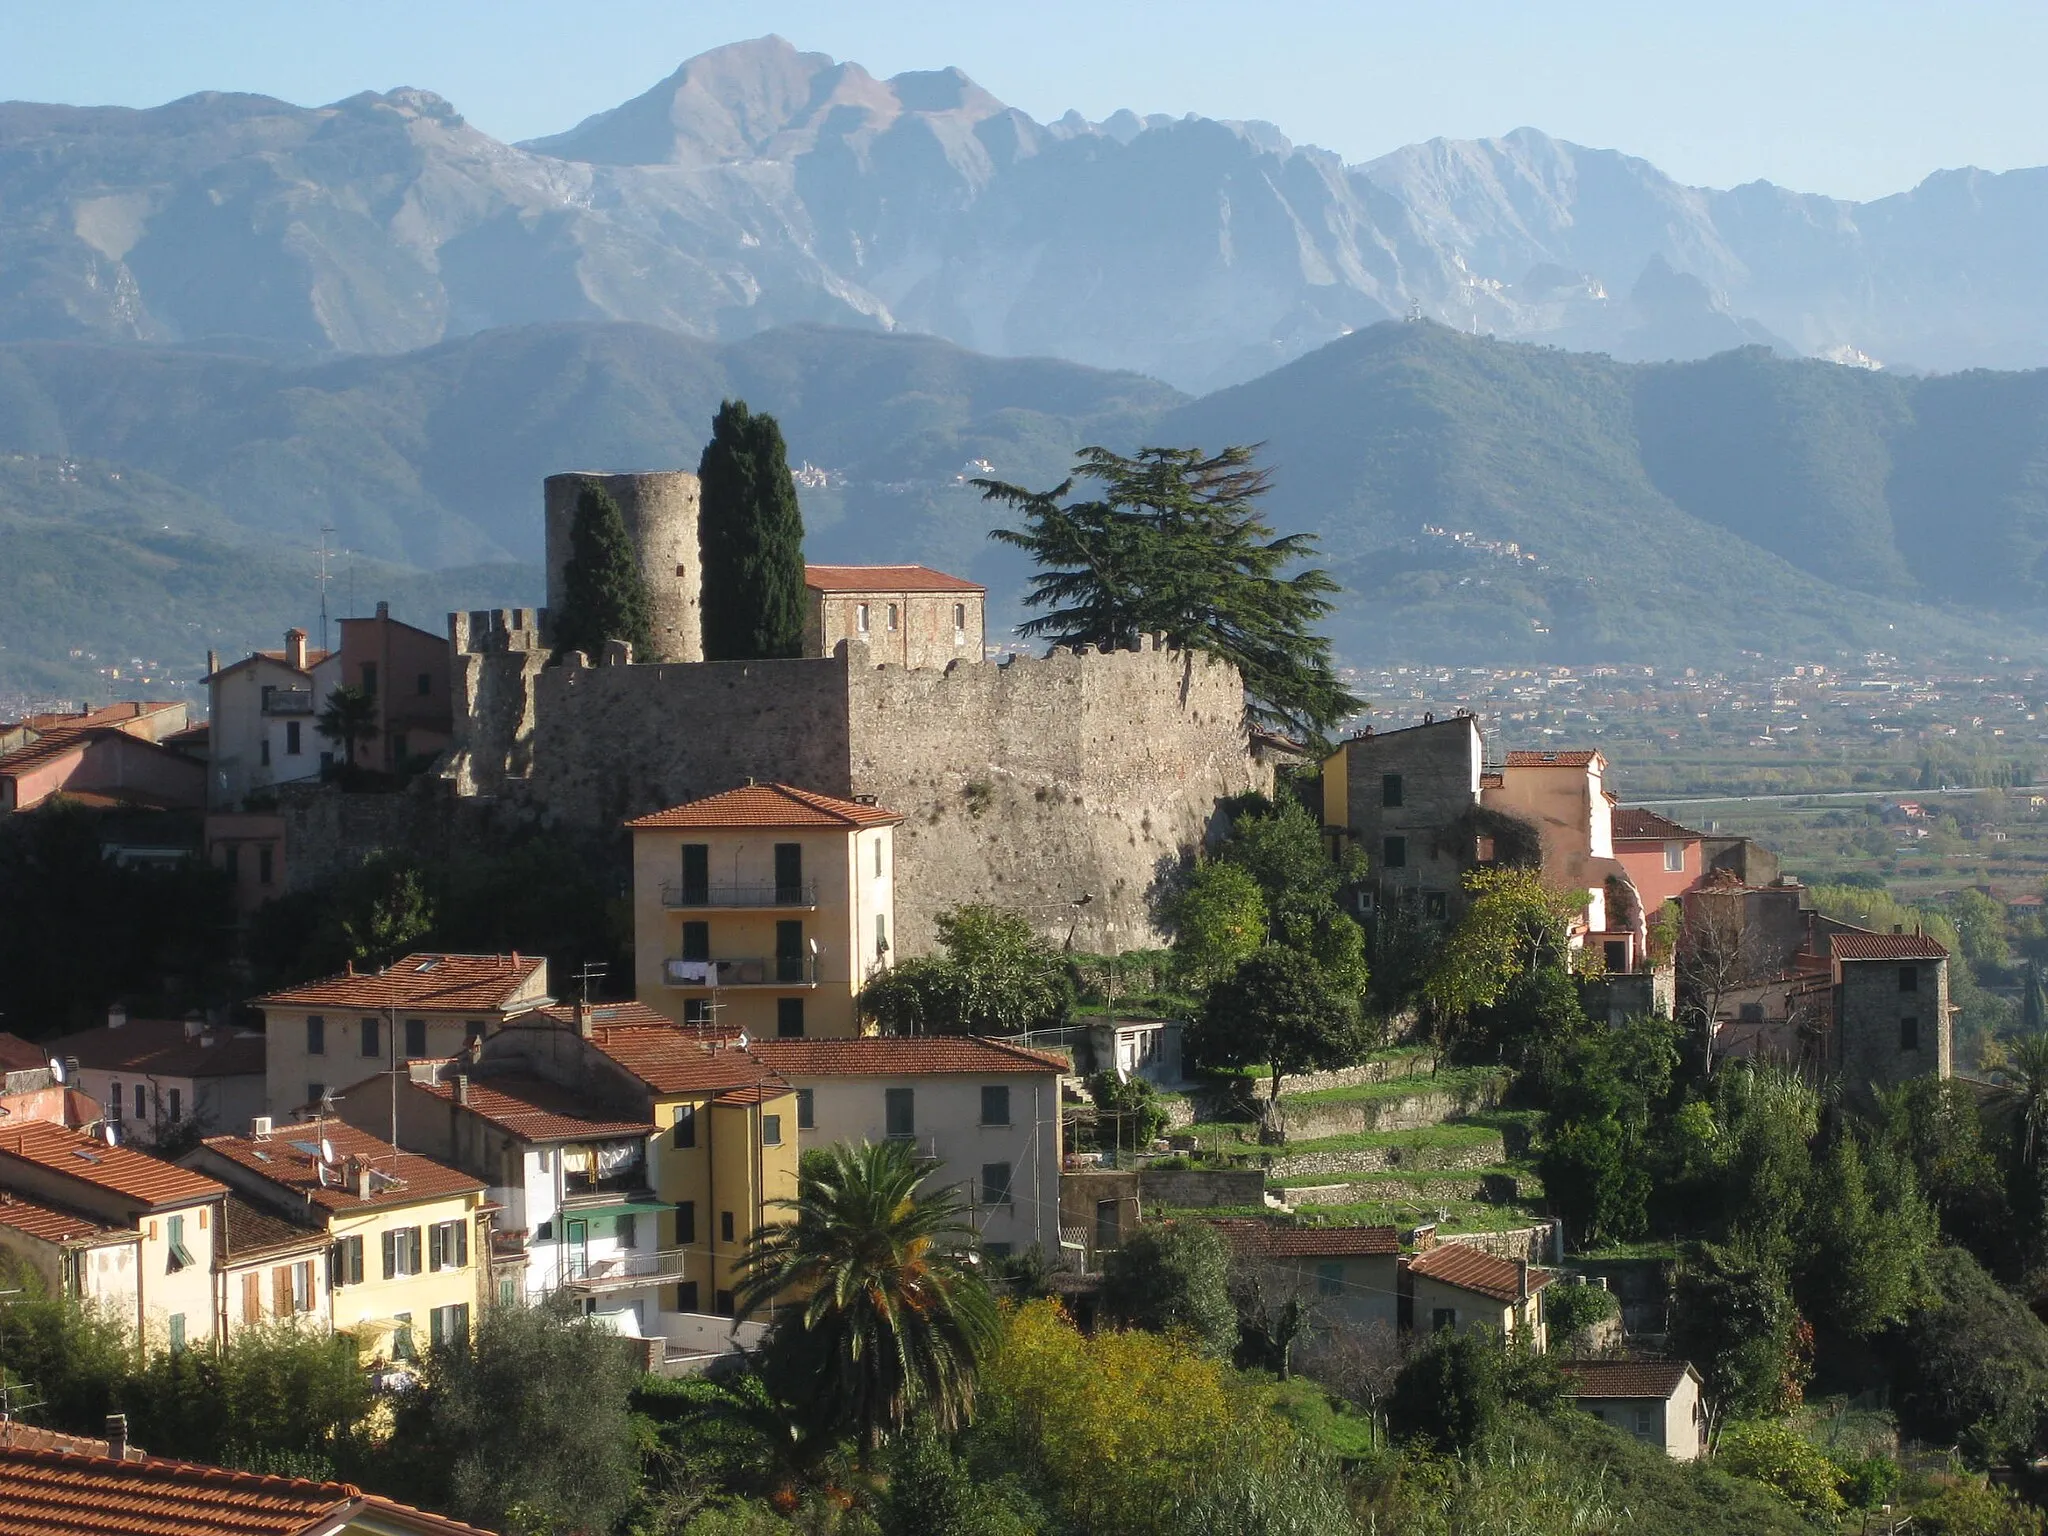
[4,417,2044,1536]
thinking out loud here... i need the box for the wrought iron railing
[660,881,818,908]
[663,955,817,987]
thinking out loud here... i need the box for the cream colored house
[0,1192,141,1328]
[1564,1360,1708,1460]
[187,1120,487,1364]
[1403,1242,1551,1349]
[628,783,901,1040]
[250,952,553,1118]
[203,628,338,809]
[802,564,986,668]
[0,1121,227,1350]
[1212,1220,1400,1331]
[749,1036,1065,1258]
[219,1193,332,1337]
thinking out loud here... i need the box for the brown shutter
[242,1271,262,1325]
[273,1265,292,1315]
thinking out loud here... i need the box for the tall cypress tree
[551,483,656,663]
[697,399,806,661]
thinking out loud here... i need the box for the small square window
[776,997,804,1038]
[285,720,301,755]
[980,1162,1013,1205]
[681,921,710,963]
[673,1104,697,1149]
[1663,841,1685,873]
[1383,835,1407,869]
[885,1087,915,1139]
[720,1211,735,1243]
[360,1017,380,1057]
[1431,1307,1457,1332]
[306,1015,326,1056]
[797,1089,814,1130]
[1900,965,1919,993]
[981,1085,1011,1126]
[676,1280,700,1312]
[887,603,899,631]
[1382,773,1403,808]
[404,1018,426,1059]
[762,1113,782,1147]
[1316,1261,1344,1297]
[1901,1016,1921,1051]
[856,603,870,633]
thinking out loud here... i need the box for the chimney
[104,1413,128,1461]
[376,600,390,620]
[205,649,220,678]
[454,1074,470,1107]
[1516,1258,1531,1303]
[284,628,308,671]
[576,1002,595,1041]
[183,1015,203,1040]
[349,1156,373,1200]
[106,1004,127,1031]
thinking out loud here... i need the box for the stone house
[1211,1219,1400,1331]
[249,952,554,1118]
[628,782,900,1040]
[1402,1242,1551,1348]
[0,1121,228,1351]
[1562,1359,1708,1460]
[45,1009,265,1148]
[748,1036,1066,1260]
[802,564,986,668]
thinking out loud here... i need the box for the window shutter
[382,1229,397,1280]
[454,1219,469,1268]
[428,1223,443,1272]
[274,1265,292,1315]
[242,1272,262,1325]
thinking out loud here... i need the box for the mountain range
[4,317,2045,699]
[7,36,2048,390]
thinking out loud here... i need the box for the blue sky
[1,1,2037,201]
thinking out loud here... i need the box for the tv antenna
[316,526,337,654]
[572,961,607,1007]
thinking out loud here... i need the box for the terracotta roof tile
[580,1027,791,1097]
[44,1019,264,1080]
[804,564,984,594]
[625,783,902,831]
[0,731,90,777]
[1560,1359,1694,1399]
[0,1036,49,1076]
[194,1122,483,1217]
[0,1423,127,1459]
[1406,1242,1552,1303]
[0,1123,225,1211]
[1210,1218,1398,1258]
[0,1191,122,1246]
[253,953,548,1013]
[410,1073,654,1143]
[0,1444,495,1535]
[1828,930,1949,960]
[534,1000,736,1037]
[221,1194,324,1261]
[747,1037,1069,1076]
[1610,806,1703,841]
[1504,750,1602,768]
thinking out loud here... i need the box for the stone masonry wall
[845,637,1266,955]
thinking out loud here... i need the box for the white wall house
[45,1010,265,1148]
[749,1037,1067,1260]
[204,630,339,810]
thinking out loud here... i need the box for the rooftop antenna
[316,525,336,654]
[572,960,607,1008]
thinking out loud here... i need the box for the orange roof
[253,953,548,1014]
[535,1000,735,1037]
[0,1036,49,1076]
[221,1194,324,1262]
[579,1026,791,1098]
[747,1037,1068,1076]
[0,1191,123,1246]
[1610,806,1702,841]
[44,1018,265,1080]
[1504,750,1602,768]
[0,730,91,778]
[1560,1359,1695,1399]
[203,647,332,683]
[0,1444,494,1535]
[1406,1242,1552,1303]
[409,1073,654,1143]
[713,1083,787,1107]
[804,564,984,594]
[194,1121,483,1216]
[0,1123,225,1211]
[0,1422,132,1459]
[626,782,902,831]
[1828,930,1948,960]
[1210,1218,1398,1258]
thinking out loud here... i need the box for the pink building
[1610,806,1708,913]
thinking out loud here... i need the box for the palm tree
[316,683,379,769]
[734,1139,1000,1457]
[1995,1031,2048,1171]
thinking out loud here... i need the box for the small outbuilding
[1561,1359,1708,1460]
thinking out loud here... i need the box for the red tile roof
[44,1018,265,1080]
[0,1444,494,1535]
[1504,750,1602,768]
[221,1194,324,1261]
[410,1073,654,1142]
[1610,806,1703,841]
[0,1123,225,1211]
[0,1422,132,1459]
[1827,930,1949,961]
[625,782,903,830]
[0,1191,122,1246]
[203,647,332,683]
[0,1036,49,1076]
[253,953,548,1013]
[1210,1218,1398,1258]
[1406,1242,1552,1303]
[804,564,984,594]
[1560,1359,1695,1399]
[747,1037,1069,1076]
[194,1121,483,1216]
[535,1000,736,1037]
[713,1083,788,1107]
[580,1027,791,1097]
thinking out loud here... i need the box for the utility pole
[316,526,336,655]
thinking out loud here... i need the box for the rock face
[9,36,2048,386]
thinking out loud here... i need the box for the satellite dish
[735,1031,750,1051]
[316,1162,332,1187]
[46,1058,64,1084]
[320,1138,336,1166]
[102,1123,118,1147]
[808,938,819,956]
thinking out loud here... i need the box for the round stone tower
[543,471,703,663]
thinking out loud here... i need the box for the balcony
[663,955,819,988]
[261,688,314,716]
[661,881,818,910]
[558,1247,690,1295]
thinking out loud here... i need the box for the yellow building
[0,1121,226,1351]
[483,1004,801,1333]
[251,951,554,1119]
[628,783,901,1040]
[187,1120,487,1364]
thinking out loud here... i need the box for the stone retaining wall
[1264,1134,1504,1180]
[1276,1080,1504,1139]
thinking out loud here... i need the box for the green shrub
[1714,1421,1845,1519]
[1089,1072,1168,1150]
[1542,1282,1618,1345]
[1913,1480,2048,1536]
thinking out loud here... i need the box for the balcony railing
[558,1248,690,1294]
[660,881,818,909]
[261,689,314,716]
[663,956,819,988]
